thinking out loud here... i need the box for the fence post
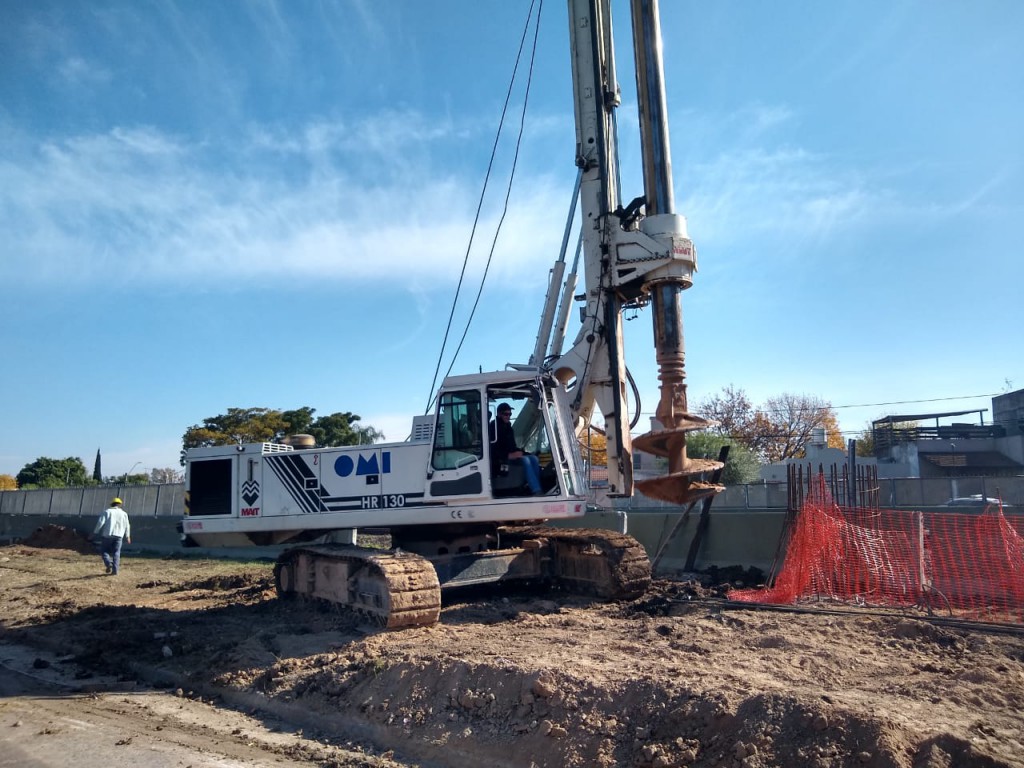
[847,440,857,508]
[915,511,930,599]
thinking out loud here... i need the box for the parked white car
[941,495,1014,509]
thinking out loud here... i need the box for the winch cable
[424,0,543,413]
[440,10,544,386]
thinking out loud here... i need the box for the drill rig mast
[543,0,723,505]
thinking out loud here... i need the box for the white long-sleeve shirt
[94,506,131,539]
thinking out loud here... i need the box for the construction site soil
[1,525,1022,767]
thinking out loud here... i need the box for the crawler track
[273,529,649,629]
[502,526,652,600]
[274,546,441,629]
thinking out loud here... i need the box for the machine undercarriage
[272,524,651,629]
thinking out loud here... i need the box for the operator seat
[491,463,528,496]
[489,410,529,497]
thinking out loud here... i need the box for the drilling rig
[180,0,722,628]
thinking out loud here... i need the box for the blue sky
[1,0,1021,479]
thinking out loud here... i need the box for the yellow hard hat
[112,498,123,505]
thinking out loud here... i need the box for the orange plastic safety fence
[729,478,1024,623]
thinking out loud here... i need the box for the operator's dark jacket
[489,418,520,471]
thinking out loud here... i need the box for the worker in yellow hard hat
[93,497,132,575]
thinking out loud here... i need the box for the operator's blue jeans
[514,454,542,494]
[98,535,124,575]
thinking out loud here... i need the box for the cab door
[424,389,489,501]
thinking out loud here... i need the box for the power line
[636,392,1003,419]
[423,0,541,413]
[826,393,1002,411]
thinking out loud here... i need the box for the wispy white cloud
[56,56,111,87]
[657,101,877,253]
[249,111,464,160]
[740,103,795,138]
[344,0,389,45]
[920,168,1015,219]
[0,116,568,288]
[682,145,869,250]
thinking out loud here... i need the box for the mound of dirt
[2,546,1023,768]
[22,524,95,554]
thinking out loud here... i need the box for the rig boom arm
[550,0,722,505]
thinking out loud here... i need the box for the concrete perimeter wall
[0,484,184,518]
[0,483,788,573]
[2,476,1021,576]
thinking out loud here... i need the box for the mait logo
[241,480,260,506]
[334,451,391,478]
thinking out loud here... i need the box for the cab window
[431,390,483,470]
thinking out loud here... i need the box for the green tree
[352,422,385,444]
[280,407,317,436]
[92,448,102,483]
[684,432,761,485]
[855,425,875,457]
[181,407,290,458]
[308,411,384,446]
[280,408,384,446]
[17,457,88,488]
[182,406,383,463]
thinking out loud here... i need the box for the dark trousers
[98,535,124,574]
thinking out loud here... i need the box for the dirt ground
[1,526,1023,768]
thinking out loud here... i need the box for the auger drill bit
[625,0,723,505]
[633,281,724,505]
